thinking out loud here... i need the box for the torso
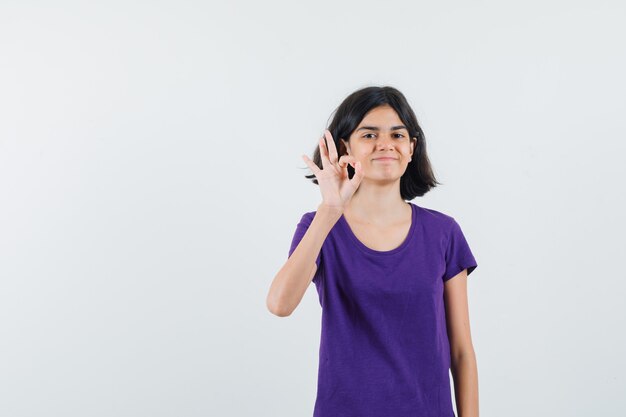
[342,203,413,252]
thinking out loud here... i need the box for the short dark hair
[304,85,441,200]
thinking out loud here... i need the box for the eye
[362,133,406,139]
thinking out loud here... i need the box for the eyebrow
[356,125,408,132]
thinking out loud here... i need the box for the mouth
[373,158,398,161]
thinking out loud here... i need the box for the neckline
[338,202,417,256]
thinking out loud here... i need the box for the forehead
[358,105,403,126]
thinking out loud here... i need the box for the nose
[376,134,396,150]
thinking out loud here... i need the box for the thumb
[349,161,365,186]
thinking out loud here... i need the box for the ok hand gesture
[301,130,365,213]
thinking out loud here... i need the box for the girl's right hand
[301,129,365,213]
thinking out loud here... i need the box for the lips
[373,157,398,161]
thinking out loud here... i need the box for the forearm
[267,204,341,316]
[450,350,479,417]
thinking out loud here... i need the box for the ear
[340,138,350,156]
[411,137,417,156]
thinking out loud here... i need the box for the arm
[266,204,341,317]
[444,269,479,417]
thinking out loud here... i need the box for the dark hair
[304,85,441,200]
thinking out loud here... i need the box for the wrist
[316,203,343,223]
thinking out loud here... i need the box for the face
[341,104,416,182]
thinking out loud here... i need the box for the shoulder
[295,210,318,227]
[414,204,458,230]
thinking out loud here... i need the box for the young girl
[266,86,479,417]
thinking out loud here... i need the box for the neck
[344,180,408,223]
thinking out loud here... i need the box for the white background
[1,1,625,416]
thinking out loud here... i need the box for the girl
[266,86,479,417]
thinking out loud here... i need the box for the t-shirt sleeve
[288,212,323,281]
[442,218,478,282]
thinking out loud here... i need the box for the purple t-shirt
[287,201,477,417]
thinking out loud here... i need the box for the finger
[324,130,339,164]
[338,154,357,168]
[350,161,365,186]
[301,154,321,174]
[318,136,332,169]
[338,155,357,173]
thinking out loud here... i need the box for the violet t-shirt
[287,202,478,417]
